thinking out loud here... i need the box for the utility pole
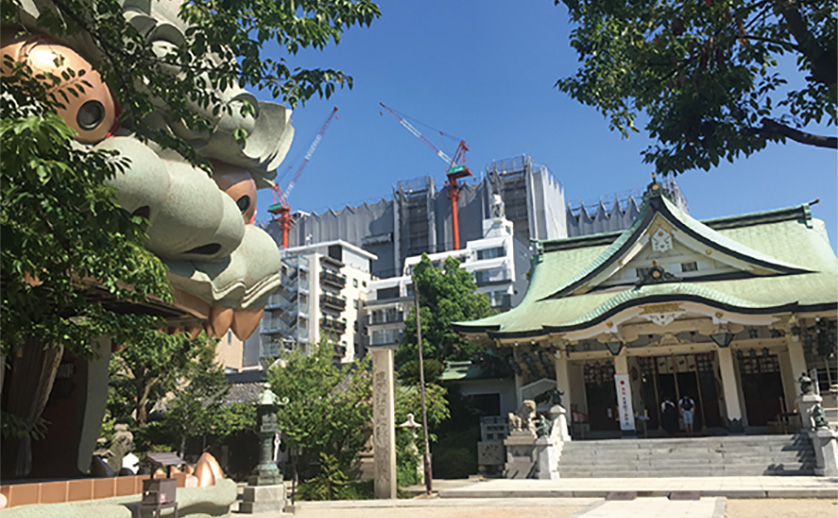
[414,286,433,495]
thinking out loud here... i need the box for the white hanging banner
[614,374,635,431]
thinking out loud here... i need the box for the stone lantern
[240,383,288,514]
[398,413,424,483]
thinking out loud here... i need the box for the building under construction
[270,155,568,279]
[267,155,688,279]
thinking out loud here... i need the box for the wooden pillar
[371,347,396,499]
[787,339,808,382]
[717,348,744,433]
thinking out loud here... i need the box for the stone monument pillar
[371,346,397,499]
[240,384,288,514]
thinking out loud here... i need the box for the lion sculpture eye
[1,38,118,143]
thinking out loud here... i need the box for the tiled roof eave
[484,299,838,340]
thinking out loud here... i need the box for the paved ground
[243,496,838,518]
[436,476,838,499]
[237,477,838,518]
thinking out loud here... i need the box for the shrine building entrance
[636,353,722,433]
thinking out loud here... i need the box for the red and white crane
[379,102,473,250]
[269,106,338,249]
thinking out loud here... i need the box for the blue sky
[254,0,837,249]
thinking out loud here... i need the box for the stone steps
[557,434,815,478]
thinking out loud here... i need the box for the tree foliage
[0,62,171,361]
[109,330,214,427]
[396,255,495,369]
[268,343,371,500]
[1,0,379,440]
[159,340,257,454]
[393,382,449,486]
[0,0,380,160]
[1,0,381,357]
[556,0,836,174]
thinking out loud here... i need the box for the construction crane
[269,106,338,249]
[379,102,473,250]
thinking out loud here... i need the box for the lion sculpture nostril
[132,206,151,220]
[184,243,222,255]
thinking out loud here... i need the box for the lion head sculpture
[2,1,293,341]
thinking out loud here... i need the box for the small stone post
[240,384,288,514]
[549,405,571,442]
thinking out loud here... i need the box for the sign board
[614,374,635,431]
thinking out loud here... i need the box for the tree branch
[774,0,836,85]
[759,118,838,149]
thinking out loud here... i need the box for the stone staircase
[558,434,816,477]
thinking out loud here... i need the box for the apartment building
[240,240,376,367]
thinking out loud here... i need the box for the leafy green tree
[555,0,836,175]
[1,61,172,444]
[1,0,379,450]
[393,382,449,486]
[159,341,258,455]
[396,255,495,369]
[109,330,211,427]
[268,343,372,500]
[1,0,381,159]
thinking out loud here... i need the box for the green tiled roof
[454,187,838,338]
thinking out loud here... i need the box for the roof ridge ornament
[643,172,677,204]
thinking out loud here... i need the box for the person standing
[679,394,696,435]
[661,396,678,436]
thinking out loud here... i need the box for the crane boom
[269,106,338,249]
[379,102,451,164]
[283,106,338,200]
[379,102,473,251]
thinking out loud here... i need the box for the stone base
[535,437,560,480]
[503,433,537,479]
[238,483,286,514]
[809,429,838,477]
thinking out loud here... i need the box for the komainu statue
[508,400,537,436]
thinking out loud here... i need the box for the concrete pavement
[234,476,837,518]
[436,475,838,499]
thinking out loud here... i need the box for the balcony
[367,310,404,325]
[321,316,347,334]
[320,293,346,311]
[320,270,346,288]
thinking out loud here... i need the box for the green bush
[431,425,479,479]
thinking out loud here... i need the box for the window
[353,278,358,288]
[681,261,698,273]
[362,280,367,287]
[377,286,400,300]
[477,247,504,260]
[371,328,401,346]
[353,300,359,309]
[226,330,232,344]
